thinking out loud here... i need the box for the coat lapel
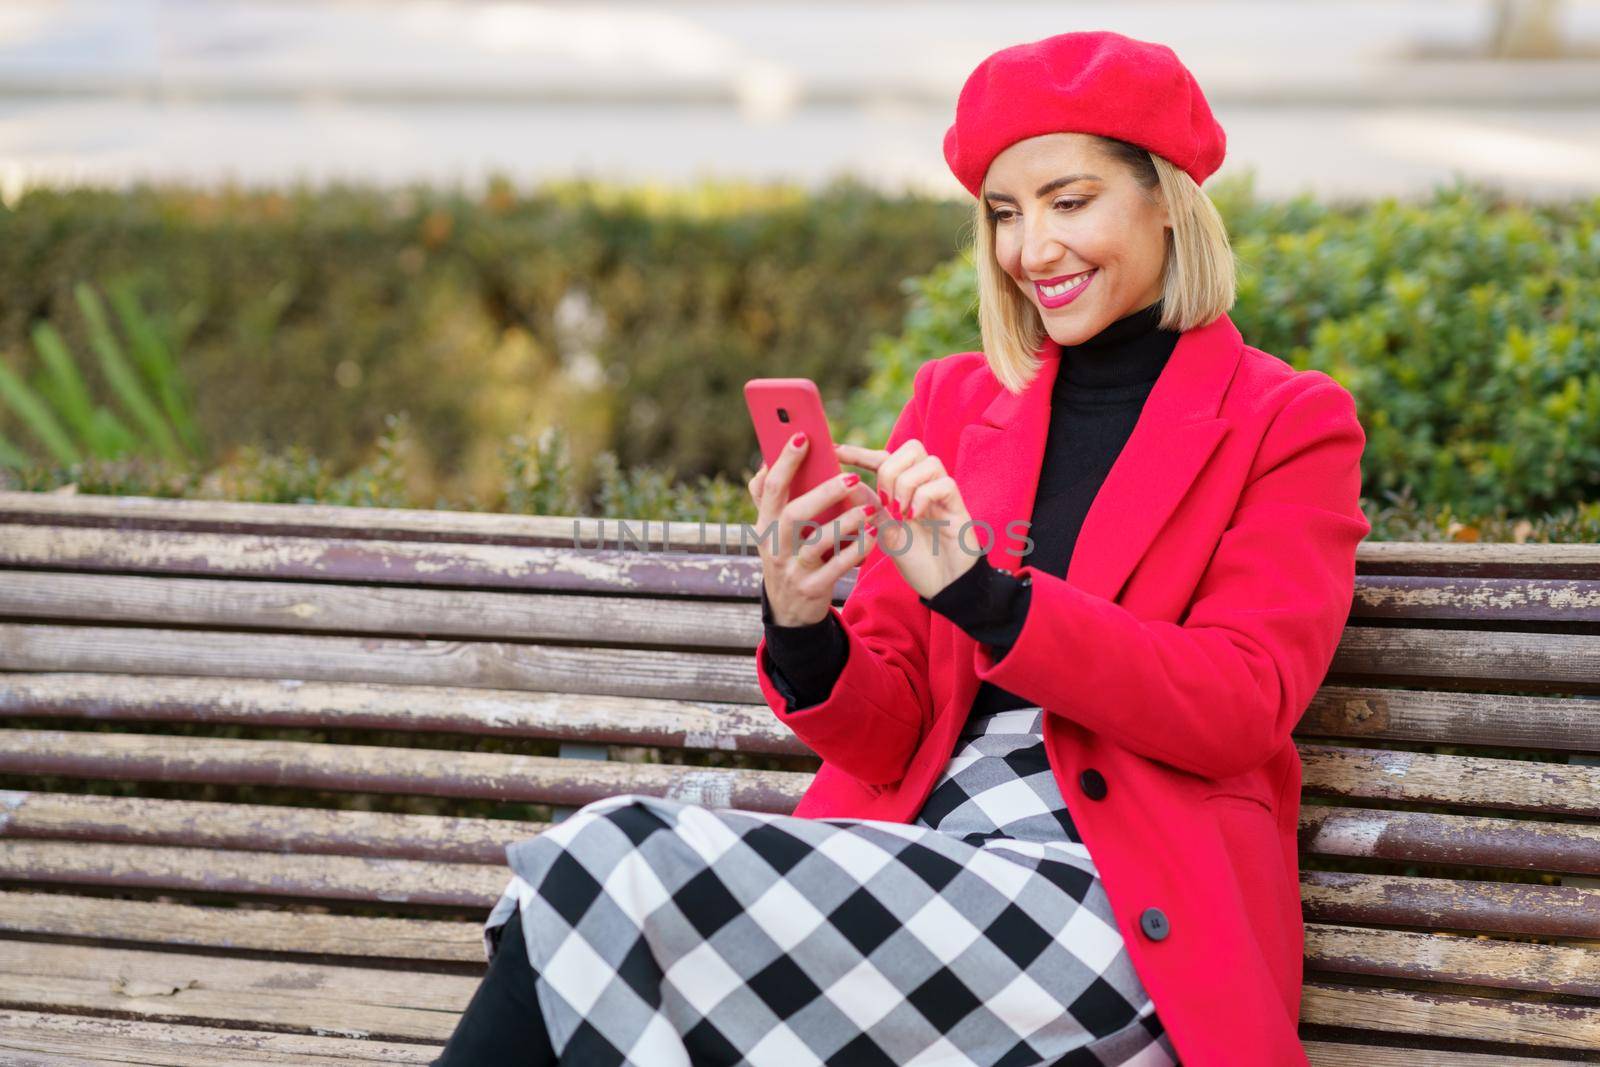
[954,310,1243,606]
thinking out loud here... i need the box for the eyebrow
[982,173,1102,204]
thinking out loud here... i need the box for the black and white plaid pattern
[480,705,1181,1066]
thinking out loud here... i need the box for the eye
[986,198,1087,224]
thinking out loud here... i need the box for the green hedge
[857,177,1600,519]
[3,175,1595,536]
[0,176,969,502]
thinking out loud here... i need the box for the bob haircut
[970,136,1237,395]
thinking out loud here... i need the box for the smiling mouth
[1036,271,1094,297]
[1034,269,1097,307]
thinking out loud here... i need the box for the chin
[1040,307,1105,348]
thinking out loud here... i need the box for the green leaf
[29,321,98,441]
[107,276,203,458]
[75,281,182,461]
[0,355,81,465]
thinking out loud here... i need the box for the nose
[1018,213,1067,279]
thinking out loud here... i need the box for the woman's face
[983,133,1171,347]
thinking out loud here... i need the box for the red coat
[754,310,1369,1067]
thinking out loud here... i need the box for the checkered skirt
[481,706,1181,1065]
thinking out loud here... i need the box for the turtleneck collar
[1055,298,1180,392]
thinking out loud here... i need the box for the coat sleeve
[753,360,937,787]
[969,373,1370,780]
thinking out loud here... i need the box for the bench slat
[1307,922,1600,999]
[7,789,1594,885]
[12,569,1600,642]
[1303,1042,1595,1067]
[0,525,769,598]
[6,491,1600,573]
[0,1010,440,1065]
[0,569,760,648]
[0,842,508,908]
[0,491,724,551]
[1351,575,1600,622]
[1300,981,1600,1053]
[1300,803,1600,876]
[1300,744,1600,817]
[9,621,1596,699]
[0,672,809,756]
[4,728,1591,821]
[1331,628,1600,688]
[0,730,809,810]
[1301,686,1600,752]
[2,934,1594,1051]
[0,792,544,865]
[0,623,764,704]
[8,673,1597,756]
[0,938,475,1042]
[1302,870,1600,938]
[4,890,1592,1001]
[6,837,1595,940]
[0,892,483,963]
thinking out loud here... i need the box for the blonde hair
[969,139,1237,394]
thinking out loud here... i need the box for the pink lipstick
[1035,269,1097,309]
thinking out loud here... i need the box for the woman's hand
[835,439,983,600]
[748,433,883,627]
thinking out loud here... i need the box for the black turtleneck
[760,298,1180,716]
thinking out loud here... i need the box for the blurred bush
[2,174,1595,541]
[0,174,969,505]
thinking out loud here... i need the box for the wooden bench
[0,489,1596,1064]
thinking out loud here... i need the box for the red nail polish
[843,473,859,487]
[906,503,915,519]
[792,432,806,447]
[878,488,888,506]
[863,504,877,517]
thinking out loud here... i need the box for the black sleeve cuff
[918,555,1031,661]
[760,581,849,712]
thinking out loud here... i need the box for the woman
[436,30,1367,1067]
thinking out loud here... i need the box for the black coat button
[1078,768,1107,800]
[1140,907,1170,941]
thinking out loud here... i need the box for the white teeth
[1040,271,1093,297]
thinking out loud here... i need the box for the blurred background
[1,0,1597,538]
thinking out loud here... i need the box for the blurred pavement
[2,1,1598,201]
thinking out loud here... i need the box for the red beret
[943,30,1227,197]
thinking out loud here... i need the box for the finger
[909,474,963,524]
[785,470,864,534]
[894,453,946,518]
[759,433,811,548]
[848,481,885,523]
[800,521,876,598]
[796,505,876,572]
[834,443,888,472]
[875,438,927,516]
[748,463,768,504]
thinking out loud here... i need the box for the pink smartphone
[745,377,852,555]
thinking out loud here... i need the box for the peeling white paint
[1378,751,1416,778]
[664,770,735,808]
[1320,809,1387,852]
[681,729,740,752]
[0,790,26,832]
